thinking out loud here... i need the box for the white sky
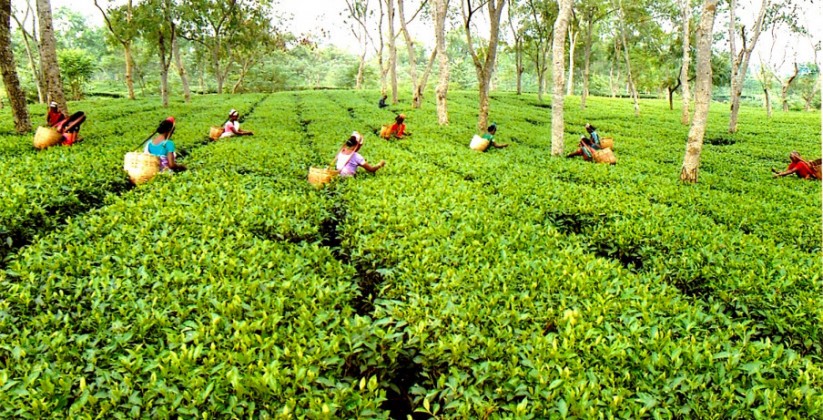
[12,0,822,74]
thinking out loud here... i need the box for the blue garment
[145,139,175,157]
[590,130,600,148]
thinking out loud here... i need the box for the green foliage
[0,90,820,418]
[57,49,97,100]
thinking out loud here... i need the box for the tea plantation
[0,90,821,418]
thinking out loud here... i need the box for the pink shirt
[336,151,365,177]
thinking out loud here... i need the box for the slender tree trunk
[377,0,388,94]
[551,0,573,156]
[36,0,66,112]
[728,0,767,133]
[582,15,593,108]
[537,60,546,101]
[609,62,616,97]
[213,32,224,94]
[681,0,718,184]
[516,45,523,95]
[124,43,136,99]
[464,0,506,132]
[762,87,772,117]
[414,49,437,108]
[356,50,366,89]
[397,0,421,108]
[680,0,691,124]
[1,0,32,132]
[12,13,44,103]
[386,0,398,104]
[21,30,43,103]
[780,62,798,112]
[199,61,206,94]
[617,0,639,116]
[158,31,170,107]
[232,60,253,94]
[434,0,449,125]
[566,26,577,95]
[172,36,191,102]
[27,9,47,102]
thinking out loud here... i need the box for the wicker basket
[810,158,822,180]
[308,166,339,187]
[124,152,160,184]
[33,126,63,149]
[593,147,617,164]
[469,135,490,151]
[209,126,223,140]
[599,137,614,149]
[379,125,391,139]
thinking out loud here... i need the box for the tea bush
[0,90,820,417]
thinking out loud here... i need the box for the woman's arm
[362,160,386,173]
[772,166,796,177]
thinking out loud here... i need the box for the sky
[11,0,822,75]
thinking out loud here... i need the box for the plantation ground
[0,91,821,418]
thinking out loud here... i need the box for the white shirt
[220,121,240,138]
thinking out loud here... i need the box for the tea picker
[124,117,186,185]
[380,114,409,139]
[772,151,821,180]
[469,123,508,152]
[567,122,616,164]
[308,131,386,187]
[211,109,254,140]
[34,102,87,149]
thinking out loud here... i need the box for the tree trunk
[199,61,205,94]
[397,0,421,108]
[377,0,388,95]
[566,25,577,96]
[414,49,437,108]
[232,59,253,94]
[36,0,66,113]
[212,29,224,94]
[434,0,449,125]
[727,0,767,133]
[517,52,524,94]
[680,0,691,124]
[159,63,169,107]
[762,87,772,117]
[12,12,44,103]
[172,35,191,103]
[124,42,136,99]
[617,0,639,116]
[609,61,617,97]
[356,50,366,89]
[551,0,573,157]
[0,0,32,132]
[537,63,546,101]
[780,62,798,112]
[463,0,506,132]
[582,15,593,109]
[681,0,718,184]
[158,30,170,107]
[386,0,398,104]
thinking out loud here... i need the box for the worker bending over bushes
[567,123,601,160]
[145,117,186,172]
[337,131,385,177]
[47,101,86,146]
[220,109,254,139]
[773,151,820,180]
[380,114,408,139]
